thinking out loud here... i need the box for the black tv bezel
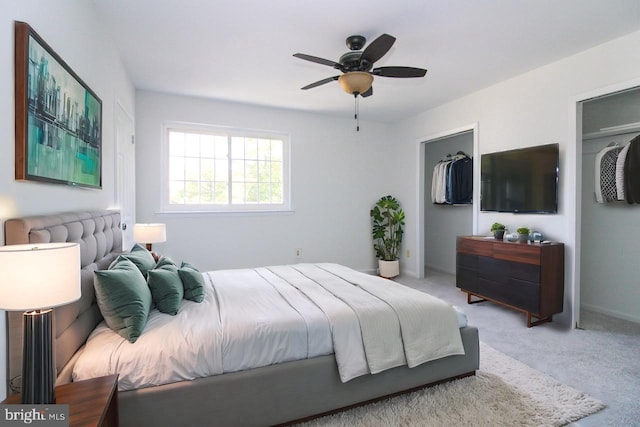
[480,143,559,214]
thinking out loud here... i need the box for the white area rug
[299,342,605,427]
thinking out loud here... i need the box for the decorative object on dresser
[530,230,543,243]
[516,227,530,243]
[456,236,564,327]
[0,242,81,404]
[370,195,405,278]
[133,223,167,251]
[489,222,506,240]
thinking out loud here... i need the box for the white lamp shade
[133,223,167,244]
[0,242,81,311]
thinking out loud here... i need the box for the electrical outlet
[406,249,411,258]
[295,248,302,259]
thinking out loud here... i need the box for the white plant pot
[378,260,400,278]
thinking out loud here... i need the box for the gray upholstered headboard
[4,210,123,395]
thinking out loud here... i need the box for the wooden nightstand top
[2,374,119,427]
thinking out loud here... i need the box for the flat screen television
[480,143,559,213]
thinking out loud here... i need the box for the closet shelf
[583,122,640,140]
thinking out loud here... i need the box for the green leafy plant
[370,195,405,261]
[490,222,506,232]
[517,227,530,235]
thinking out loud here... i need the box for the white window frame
[160,121,291,213]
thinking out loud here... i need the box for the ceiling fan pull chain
[354,94,360,132]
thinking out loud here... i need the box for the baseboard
[400,268,417,278]
[425,265,455,276]
[581,302,640,324]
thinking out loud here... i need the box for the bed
[5,210,479,426]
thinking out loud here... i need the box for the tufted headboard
[4,210,123,395]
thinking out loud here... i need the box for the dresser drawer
[505,260,540,283]
[494,243,541,265]
[457,253,481,270]
[457,237,493,256]
[506,278,540,313]
[456,266,480,293]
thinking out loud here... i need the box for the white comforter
[73,263,465,391]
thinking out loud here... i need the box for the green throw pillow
[118,243,156,278]
[179,261,205,303]
[94,258,152,343]
[155,256,177,269]
[147,263,183,315]
[181,261,197,270]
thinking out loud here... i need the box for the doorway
[579,87,640,326]
[417,125,478,278]
[115,102,136,249]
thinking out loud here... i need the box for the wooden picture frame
[15,21,102,189]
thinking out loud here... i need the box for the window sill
[156,209,295,217]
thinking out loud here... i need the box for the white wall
[388,30,640,326]
[0,1,135,399]
[135,91,392,273]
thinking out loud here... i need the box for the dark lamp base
[21,309,55,404]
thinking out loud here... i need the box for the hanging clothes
[624,135,640,204]
[593,135,640,204]
[430,163,440,203]
[615,141,631,201]
[450,156,473,204]
[431,153,472,204]
[436,161,450,203]
[594,144,622,203]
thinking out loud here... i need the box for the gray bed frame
[5,210,479,426]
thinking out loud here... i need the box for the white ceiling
[93,0,640,123]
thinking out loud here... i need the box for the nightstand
[2,374,119,427]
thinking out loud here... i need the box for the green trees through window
[165,125,288,212]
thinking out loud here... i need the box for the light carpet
[299,342,605,427]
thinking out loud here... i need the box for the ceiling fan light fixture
[338,72,373,95]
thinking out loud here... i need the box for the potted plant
[490,222,506,240]
[516,227,530,243]
[370,195,405,278]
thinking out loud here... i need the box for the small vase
[517,233,529,243]
[493,230,505,240]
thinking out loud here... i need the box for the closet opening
[417,127,477,279]
[578,86,640,329]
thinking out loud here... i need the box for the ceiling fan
[293,33,428,98]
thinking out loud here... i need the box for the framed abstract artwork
[14,21,102,189]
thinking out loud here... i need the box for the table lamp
[133,223,167,251]
[0,242,81,404]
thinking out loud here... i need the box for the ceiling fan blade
[293,53,342,69]
[361,34,396,64]
[372,66,427,78]
[361,86,373,97]
[301,76,340,90]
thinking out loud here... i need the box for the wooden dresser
[456,236,564,327]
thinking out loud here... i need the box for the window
[162,123,290,212]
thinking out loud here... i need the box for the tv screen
[480,143,559,213]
